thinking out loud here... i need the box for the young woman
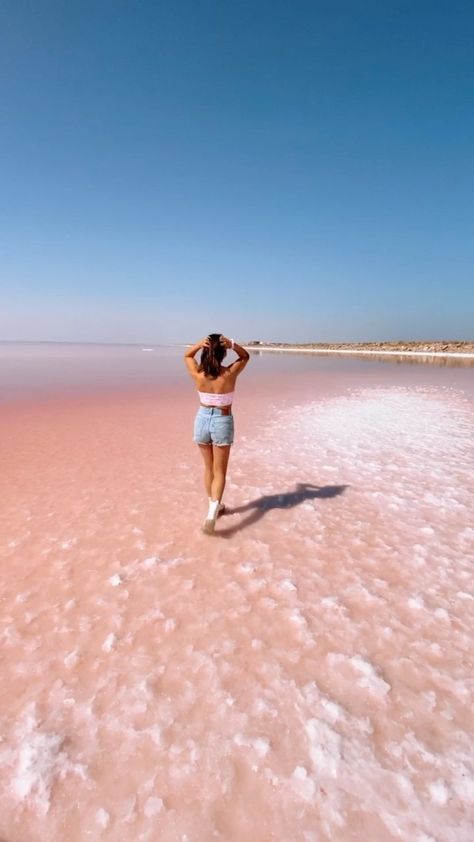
[184,334,250,534]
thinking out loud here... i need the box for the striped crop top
[198,391,235,407]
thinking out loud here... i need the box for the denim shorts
[193,406,234,446]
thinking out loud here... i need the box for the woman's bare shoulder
[220,366,238,386]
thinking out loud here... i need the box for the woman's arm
[184,337,209,359]
[220,337,250,359]
[220,337,250,375]
[184,337,209,377]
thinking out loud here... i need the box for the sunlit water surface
[1,343,473,841]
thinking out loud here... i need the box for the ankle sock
[207,499,220,521]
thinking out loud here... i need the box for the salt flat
[0,348,473,841]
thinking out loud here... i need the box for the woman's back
[196,366,236,395]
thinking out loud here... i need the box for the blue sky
[1,0,473,342]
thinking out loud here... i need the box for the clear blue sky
[1,0,473,343]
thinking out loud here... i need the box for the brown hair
[199,333,226,379]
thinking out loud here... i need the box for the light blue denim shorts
[193,406,234,446]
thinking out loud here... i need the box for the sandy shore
[244,341,474,359]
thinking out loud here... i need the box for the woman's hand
[219,336,232,349]
[184,337,209,361]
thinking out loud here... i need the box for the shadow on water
[217,482,349,538]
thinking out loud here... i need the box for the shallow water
[0,345,473,841]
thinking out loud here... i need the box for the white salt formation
[0,377,473,841]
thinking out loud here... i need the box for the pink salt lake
[0,343,473,842]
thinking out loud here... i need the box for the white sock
[207,499,220,521]
[208,497,223,510]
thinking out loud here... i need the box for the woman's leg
[202,445,231,534]
[198,444,214,497]
[211,445,231,502]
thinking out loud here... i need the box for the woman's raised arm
[184,337,209,359]
[220,336,250,375]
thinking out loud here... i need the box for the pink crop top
[198,391,235,407]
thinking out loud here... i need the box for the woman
[184,334,250,534]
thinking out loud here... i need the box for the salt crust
[144,796,164,817]
[0,704,86,816]
[1,386,473,841]
[96,807,110,828]
[326,653,391,698]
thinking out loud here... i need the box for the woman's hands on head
[197,335,236,351]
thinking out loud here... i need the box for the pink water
[1,344,473,841]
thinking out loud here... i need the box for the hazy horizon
[1,334,472,347]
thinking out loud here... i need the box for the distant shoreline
[243,341,474,359]
[2,340,473,360]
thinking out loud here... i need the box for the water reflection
[1,342,473,406]
[248,349,474,367]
